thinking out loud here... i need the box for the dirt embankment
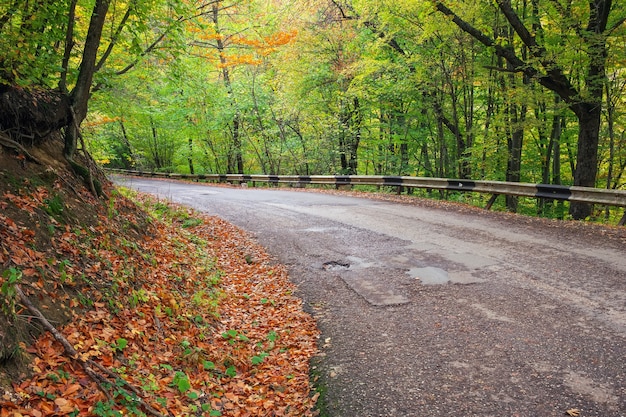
[0,139,319,416]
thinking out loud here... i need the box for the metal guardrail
[108,169,626,225]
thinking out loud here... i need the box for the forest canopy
[0,0,625,219]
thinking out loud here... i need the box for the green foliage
[58,259,73,284]
[221,329,249,345]
[93,400,123,417]
[225,366,237,378]
[251,352,269,365]
[182,217,202,228]
[171,371,191,393]
[111,338,128,354]
[43,194,65,219]
[128,288,150,307]
[0,1,68,87]
[1,267,22,318]
[81,0,625,219]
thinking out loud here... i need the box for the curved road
[116,176,626,417]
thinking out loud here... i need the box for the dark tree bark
[338,97,361,175]
[65,0,111,159]
[187,137,195,175]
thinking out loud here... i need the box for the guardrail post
[619,210,626,227]
[485,194,499,210]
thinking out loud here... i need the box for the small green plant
[267,331,278,343]
[180,338,206,362]
[44,194,65,219]
[159,363,173,371]
[128,288,150,307]
[260,298,275,306]
[111,338,128,354]
[182,217,202,228]
[251,352,269,365]
[36,390,56,400]
[172,371,191,393]
[107,197,119,220]
[58,259,73,284]
[93,400,123,417]
[221,329,249,344]
[1,267,22,317]
[191,290,208,307]
[225,366,237,378]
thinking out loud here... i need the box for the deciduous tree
[432,0,623,219]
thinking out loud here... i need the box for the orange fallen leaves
[1,191,319,416]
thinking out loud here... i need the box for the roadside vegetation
[0,148,319,416]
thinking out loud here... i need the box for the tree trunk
[118,119,134,169]
[569,108,601,219]
[65,0,110,159]
[212,3,243,175]
[506,123,524,212]
[150,118,161,169]
[187,137,195,175]
[338,97,360,175]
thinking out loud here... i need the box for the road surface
[115,176,626,417]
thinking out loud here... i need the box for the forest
[0,0,625,220]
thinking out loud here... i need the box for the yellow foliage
[83,115,120,128]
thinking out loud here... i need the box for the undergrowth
[1,169,318,416]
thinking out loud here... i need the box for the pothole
[408,266,449,285]
[322,261,351,271]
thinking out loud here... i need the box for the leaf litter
[1,187,319,416]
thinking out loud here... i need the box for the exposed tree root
[67,106,103,198]
[0,134,43,165]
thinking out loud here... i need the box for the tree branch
[115,17,183,76]
[607,16,626,34]
[96,0,135,72]
[330,0,355,20]
[59,0,78,94]
[496,0,536,48]
[546,0,583,36]
[433,1,580,108]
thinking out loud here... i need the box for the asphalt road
[115,176,626,417]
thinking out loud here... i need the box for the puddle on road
[408,266,450,285]
[408,267,487,285]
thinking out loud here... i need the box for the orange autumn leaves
[1,189,319,416]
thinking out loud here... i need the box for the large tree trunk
[65,0,110,159]
[567,0,610,219]
[569,107,602,218]
[338,97,360,175]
